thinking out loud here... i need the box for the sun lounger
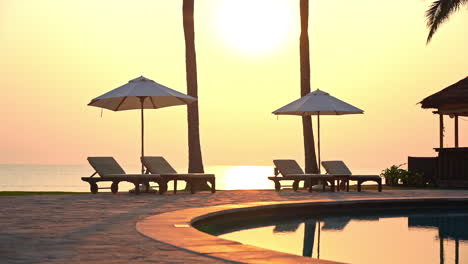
[141,156,216,194]
[81,157,165,195]
[321,160,382,192]
[268,159,340,192]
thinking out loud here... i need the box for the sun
[214,0,295,56]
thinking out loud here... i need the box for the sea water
[0,164,276,192]
[0,164,381,192]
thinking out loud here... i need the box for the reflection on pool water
[218,208,468,264]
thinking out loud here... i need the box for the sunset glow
[2,2,468,264]
[0,0,467,171]
[214,0,294,55]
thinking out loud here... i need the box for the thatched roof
[420,76,468,110]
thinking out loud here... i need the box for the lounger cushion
[87,157,126,177]
[321,161,352,175]
[141,156,178,174]
[273,160,305,176]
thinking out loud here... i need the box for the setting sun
[213,0,294,55]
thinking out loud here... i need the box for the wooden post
[439,114,444,149]
[455,114,459,148]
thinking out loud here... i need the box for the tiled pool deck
[1,189,468,263]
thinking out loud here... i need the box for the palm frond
[425,0,467,43]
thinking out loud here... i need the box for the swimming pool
[196,202,468,264]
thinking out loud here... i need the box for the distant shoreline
[0,191,86,196]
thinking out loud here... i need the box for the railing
[434,148,468,187]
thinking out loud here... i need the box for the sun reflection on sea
[207,166,275,190]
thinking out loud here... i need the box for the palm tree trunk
[300,0,319,176]
[183,0,210,191]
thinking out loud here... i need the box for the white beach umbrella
[88,76,197,173]
[272,89,363,171]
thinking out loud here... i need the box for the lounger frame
[268,159,350,192]
[141,156,216,194]
[156,174,216,194]
[268,171,350,192]
[322,161,383,192]
[81,174,166,195]
[81,157,166,195]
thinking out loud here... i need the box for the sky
[1,0,467,171]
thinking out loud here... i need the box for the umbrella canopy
[273,89,364,116]
[88,76,197,173]
[272,89,363,172]
[88,76,196,110]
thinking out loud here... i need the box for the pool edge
[136,196,468,264]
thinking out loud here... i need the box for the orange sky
[1,0,467,171]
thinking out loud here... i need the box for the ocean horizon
[0,164,383,192]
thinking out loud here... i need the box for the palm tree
[183,0,210,190]
[425,0,468,43]
[183,0,204,174]
[299,0,319,175]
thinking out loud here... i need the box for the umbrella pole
[317,113,321,173]
[140,97,145,174]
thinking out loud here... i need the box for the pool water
[217,208,468,264]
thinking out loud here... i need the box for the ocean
[0,164,276,192]
[0,164,382,192]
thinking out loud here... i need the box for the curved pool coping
[136,196,468,264]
